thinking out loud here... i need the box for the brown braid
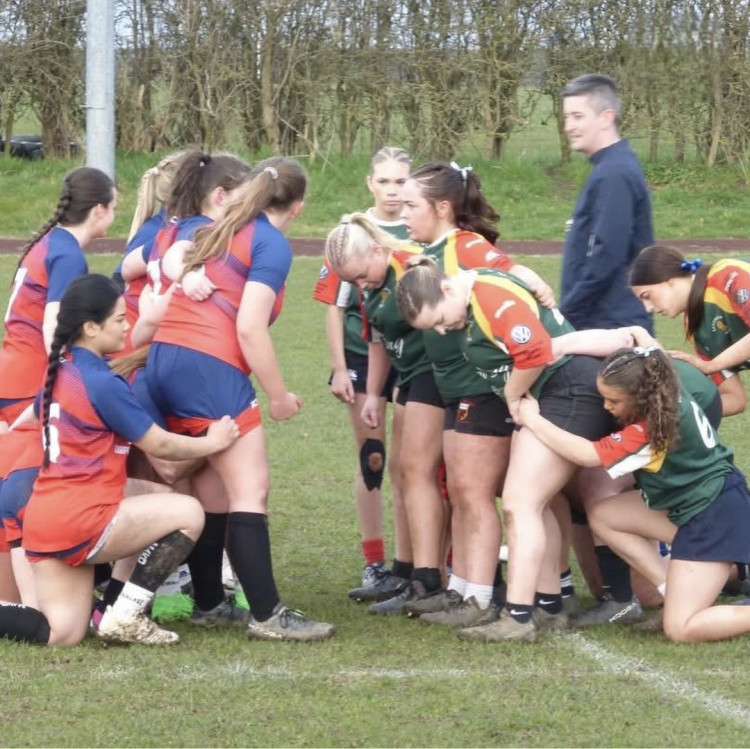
[40,274,123,467]
[14,191,73,281]
[41,332,68,468]
[14,167,115,282]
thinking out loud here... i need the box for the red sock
[362,538,386,567]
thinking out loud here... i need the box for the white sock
[464,583,493,609]
[112,582,153,618]
[447,574,468,596]
[657,582,666,597]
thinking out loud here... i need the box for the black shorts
[671,468,750,564]
[444,393,514,437]
[327,349,397,400]
[538,356,613,440]
[395,370,444,408]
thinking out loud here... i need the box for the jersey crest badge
[510,324,532,344]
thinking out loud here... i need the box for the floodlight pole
[85,0,116,179]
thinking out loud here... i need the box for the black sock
[493,562,504,588]
[560,567,575,598]
[0,603,50,644]
[411,567,441,593]
[94,563,112,589]
[505,601,533,623]
[129,531,195,593]
[534,592,563,614]
[392,559,413,580]
[96,577,125,613]
[226,512,279,622]
[596,545,633,602]
[186,512,227,611]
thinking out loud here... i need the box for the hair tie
[449,161,473,183]
[198,154,211,168]
[680,258,703,273]
[263,166,279,180]
[633,346,659,358]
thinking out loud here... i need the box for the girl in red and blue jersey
[0,168,116,423]
[113,151,186,346]
[124,151,251,351]
[0,274,238,647]
[518,346,750,643]
[146,157,334,641]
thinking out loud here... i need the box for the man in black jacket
[560,74,654,334]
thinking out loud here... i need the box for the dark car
[0,134,80,160]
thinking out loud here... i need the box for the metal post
[85,0,115,179]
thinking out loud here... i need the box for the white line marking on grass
[171,663,551,681]
[564,632,750,728]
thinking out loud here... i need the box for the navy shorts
[444,393,514,437]
[395,370,444,408]
[539,356,613,440]
[328,349,397,400]
[131,369,167,429]
[671,468,750,564]
[146,342,256,421]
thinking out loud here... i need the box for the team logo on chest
[510,324,532,344]
[736,288,750,304]
[711,315,729,334]
[318,265,329,280]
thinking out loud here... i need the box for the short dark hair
[562,74,621,128]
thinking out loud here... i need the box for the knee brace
[359,439,385,491]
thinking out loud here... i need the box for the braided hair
[15,167,114,281]
[598,347,680,453]
[41,274,122,467]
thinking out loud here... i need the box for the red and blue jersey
[120,211,167,323]
[147,214,212,300]
[154,213,291,374]
[23,347,154,555]
[0,227,88,399]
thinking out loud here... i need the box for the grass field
[3,253,750,747]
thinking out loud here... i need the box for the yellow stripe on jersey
[605,444,666,479]
[443,234,460,274]
[704,258,750,314]
[474,273,540,314]
[389,246,423,280]
[704,287,734,315]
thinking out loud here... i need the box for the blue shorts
[1,467,39,545]
[146,342,256,423]
[671,468,750,564]
[131,369,167,429]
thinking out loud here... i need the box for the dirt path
[0,237,748,256]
